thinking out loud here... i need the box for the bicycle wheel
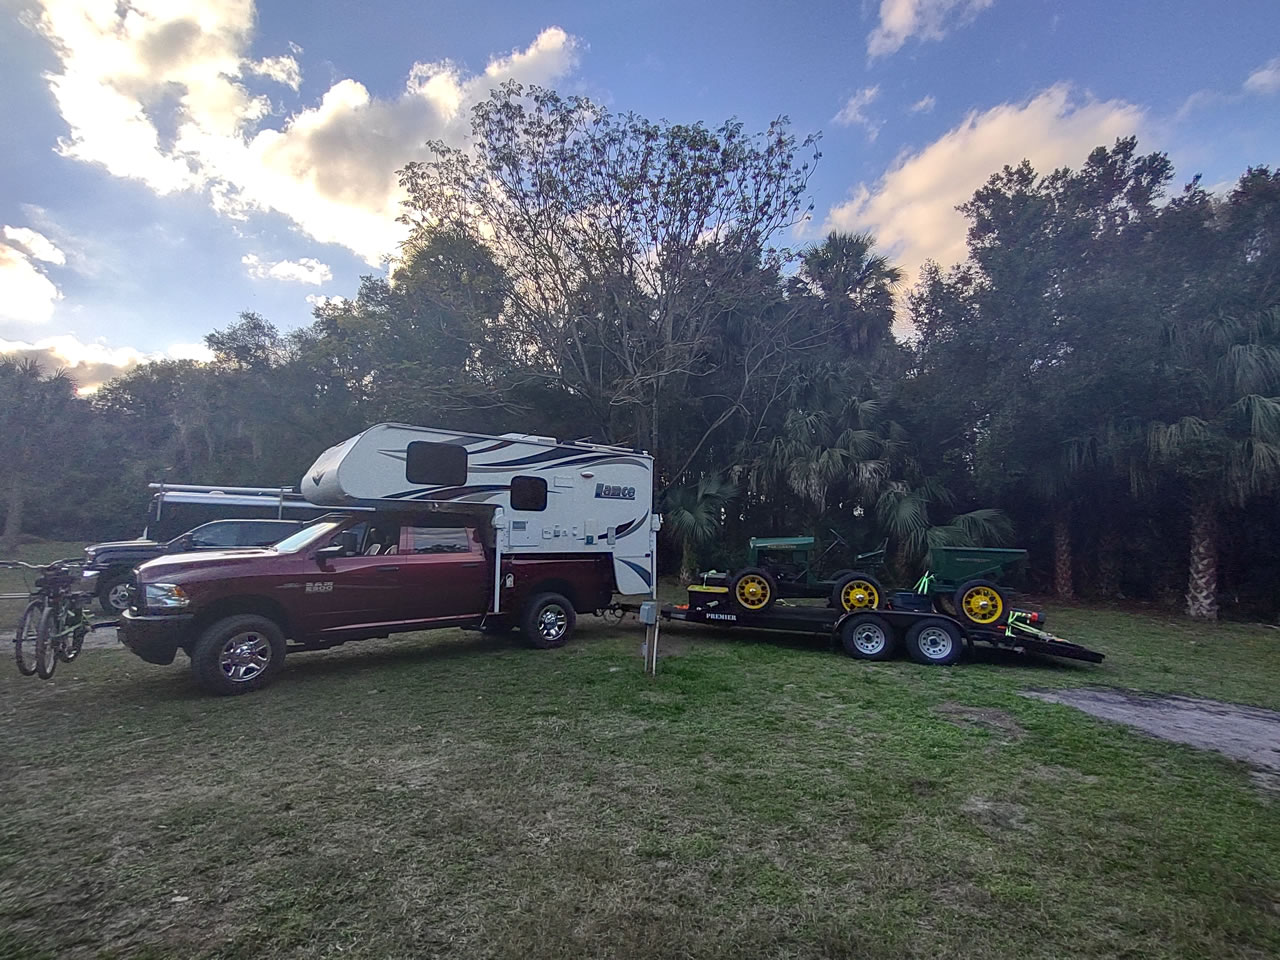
[35,604,61,679]
[60,616,86,660]
[14,599,43,676]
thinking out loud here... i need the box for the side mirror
[315,544,344,567]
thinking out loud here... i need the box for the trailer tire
[730,567,777,612]
[521,593,576,649]
[190,615,286,695]
[839,614,896,660]
[831,572,883,612]
[904,618,964,666]
[954,579,1007,627]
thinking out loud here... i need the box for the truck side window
[188,522,240,548]
[402,527,473,554]
[405,441,467,486]
[510,475,547,512]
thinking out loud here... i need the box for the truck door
[391,525,489,622]
[295,522,405,635]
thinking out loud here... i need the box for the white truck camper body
[300,423,660,602]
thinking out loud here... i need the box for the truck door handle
[376,564,401,572]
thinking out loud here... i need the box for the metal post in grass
[639,601,660,675]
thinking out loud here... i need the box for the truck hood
[87,539,161,555]
[137,549,275,579]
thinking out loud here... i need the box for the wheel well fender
[194,596,292,638]
[524,579,578,611]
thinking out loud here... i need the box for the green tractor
[725,530,887,614]
[723,534,1028,627]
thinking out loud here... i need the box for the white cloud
[825,85,1145,293]
[242,253,332,285]
[0,334,213,393]
[909,95,936,114]
[32,2,581,264]
[305,294,345,309]
[3,226,66,265]
[0,227,64,327]
[248,54,302,90]
[833,86,882,141]
[1244,56,1280,95]
[868,0,995,59]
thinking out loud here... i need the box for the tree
[660,475,738,583]
[0,357,81,551]
[1145,307,1280,618]
[399,82,820,463]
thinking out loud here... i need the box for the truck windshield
[272,521,342,554]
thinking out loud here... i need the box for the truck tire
[99,577,132,616]
[521,593,576,649]
[838,613,896,660]
[904,618,964,666]
[190,614,286,695]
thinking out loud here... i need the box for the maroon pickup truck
[118,512,614,695]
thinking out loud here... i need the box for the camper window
[510,475,548,512]
[405,441,467,486]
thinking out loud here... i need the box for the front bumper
[118,610,195,665]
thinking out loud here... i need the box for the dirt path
[1023,687,1280,787]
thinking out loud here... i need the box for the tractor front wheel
[954,579,1007,627]
[832,573,882,612]
[731,567,777,612]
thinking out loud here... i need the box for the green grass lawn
[1,597,1278,959]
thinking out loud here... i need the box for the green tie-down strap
[913,572,935,595]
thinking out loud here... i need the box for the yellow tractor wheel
[954,579,1007,626]
[731,568,777,612]
[832,573,882,612]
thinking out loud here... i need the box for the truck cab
[118,512,614,695]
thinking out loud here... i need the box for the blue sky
[1,0,1277,388]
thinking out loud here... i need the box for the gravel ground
[1023,687,1280,784]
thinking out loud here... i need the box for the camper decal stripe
[618,558,652,587]
[383,484,509,500]
[615,513,650,539]
[482,448,581,468]
[468,440,516,455]
[536,454,651,471]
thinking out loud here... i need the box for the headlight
[144,583,189,610]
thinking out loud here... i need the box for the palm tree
[661,475,738,583]
[1145,307,1280,619]
[800,232,903,355]
[875,477,1014,577]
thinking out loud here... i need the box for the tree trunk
[1053,506,1073,600]
[1,472,24,555]
[1186,500,1219,620]
[1097,531,1122,599]
[679,539,697,585]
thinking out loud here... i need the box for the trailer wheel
[904,618,964,666]
[730,567,777,612]
[521,593,576,649]
[839,614,896,660]
[831,573,882,612]
[954,579,1007,626]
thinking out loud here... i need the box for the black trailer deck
[659,588,1104,666]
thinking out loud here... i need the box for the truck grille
[129,575,143,614]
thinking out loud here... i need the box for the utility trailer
[661,585,1104,666]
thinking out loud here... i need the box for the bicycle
[3,559,98,678]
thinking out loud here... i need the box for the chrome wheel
[106,582,132,613]
[916,626,954,660]
[851,622,888,656]
[537,604,568,643]
[219,632,272,683]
